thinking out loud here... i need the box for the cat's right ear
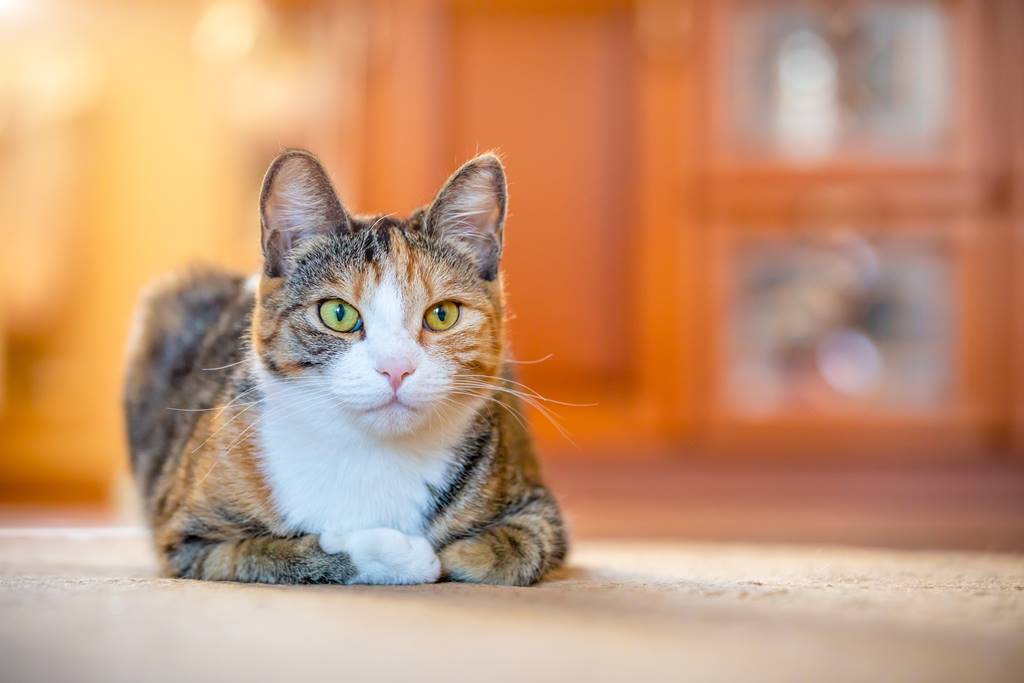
[259,149,350,277]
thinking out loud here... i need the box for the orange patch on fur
[440,537,497,582]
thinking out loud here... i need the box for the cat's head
[251,149,507,440]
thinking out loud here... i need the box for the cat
[123,149,567,585]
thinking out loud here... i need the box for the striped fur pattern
[123,150,567,585]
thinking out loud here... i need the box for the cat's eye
[319,299,362,333]
[424,301,460,331]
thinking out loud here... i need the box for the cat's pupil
[334,305,344,321]
[436,306,446,322]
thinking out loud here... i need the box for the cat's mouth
[364,396,415,414]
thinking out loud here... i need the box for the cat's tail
[122,266,246,498]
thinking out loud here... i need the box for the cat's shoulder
[124,265,256,498]
[128,265,253,352]
[128,264,256,392]
[133,265,251,320]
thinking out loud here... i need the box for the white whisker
[201,359,250,371]
[503,353,554,366]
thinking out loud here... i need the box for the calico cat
[123,150,567,585]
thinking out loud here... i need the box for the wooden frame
[989,0,1024,454]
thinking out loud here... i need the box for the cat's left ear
[425,153,507,281]
[259,149,351,277]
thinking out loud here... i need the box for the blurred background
[1,0,1022,549]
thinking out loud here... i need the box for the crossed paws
[319,527,441,585]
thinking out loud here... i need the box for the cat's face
[251,150,506,439]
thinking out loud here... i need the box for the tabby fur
[123,150,567,585]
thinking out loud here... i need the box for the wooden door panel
[450,6,635,395]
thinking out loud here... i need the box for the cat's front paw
[319,528,440,585]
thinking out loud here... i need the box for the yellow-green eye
[424,301,460,331]
[319,299,362,333]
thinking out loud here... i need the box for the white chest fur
[256,380,460,538]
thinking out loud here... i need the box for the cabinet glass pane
[726,0,952,161]
[725,231,954,414]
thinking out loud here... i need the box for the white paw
[319,528,441,585]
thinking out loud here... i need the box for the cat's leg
[165,529,441,585]
[165,534,356,584]
[318,528,441,585]
[440,490,568,586]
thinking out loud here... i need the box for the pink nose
[377,359,416,392]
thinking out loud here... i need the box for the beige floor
[0,529,1022,683]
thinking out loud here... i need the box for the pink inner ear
[471,204,502,234]
[427,157,506,279]
[435,167,504,237]
[259,152,348,275]
[264,162,338,235]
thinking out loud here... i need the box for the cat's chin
[350,401,431,439]
[348,394,480,442]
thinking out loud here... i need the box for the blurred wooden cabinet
[700,0,1006,456]
[351,0,1021,457]
[999,0,1024,451]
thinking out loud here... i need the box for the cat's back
[123,265,254,496]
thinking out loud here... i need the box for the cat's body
[124,151,566,585]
